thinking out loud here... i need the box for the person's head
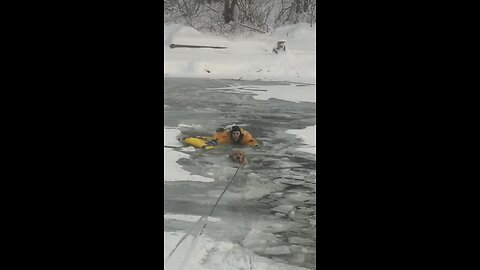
[231,126,242,142]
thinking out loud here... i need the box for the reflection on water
[164,77,316,269]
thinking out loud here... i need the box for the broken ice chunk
[285,253,306,264]
[288,236,315,245]
[264,246,292,255]
[243,229,281,249]
[271,205,295,214]
[273,178,304,186]
[290,245,314,254]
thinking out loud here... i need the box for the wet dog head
[229,150,248,165]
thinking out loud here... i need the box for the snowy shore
[164,23,316,84]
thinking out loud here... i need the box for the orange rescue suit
[213,128,258,147]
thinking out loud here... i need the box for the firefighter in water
[212,125,258,147]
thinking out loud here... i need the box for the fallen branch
[169,44,227,49]
[202,3,219,13]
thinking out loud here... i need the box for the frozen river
[164,77,316,269]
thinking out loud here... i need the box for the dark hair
[230,126,243,144]
[231,126,241,132]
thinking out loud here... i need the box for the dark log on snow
[169,44,227,49]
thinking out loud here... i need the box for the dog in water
[229,150,248,165]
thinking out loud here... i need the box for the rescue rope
[199,164,242,234]
[164,164,243,265]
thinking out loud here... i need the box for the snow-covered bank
[164,24,316,84]
[286,125,316,154]
[164,231,310,270]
